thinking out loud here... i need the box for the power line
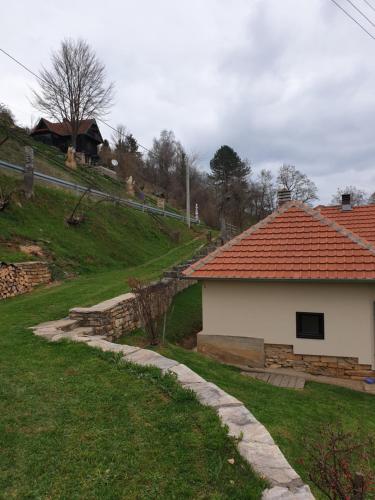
[0,45,194,224]
[361,0,375,13]
[0,47,155,157]
[328,0,375,41]
[343,0,375,28]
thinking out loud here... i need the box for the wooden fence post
[353,472,365,500]
[24,146,34,199]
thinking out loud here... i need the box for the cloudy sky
[2,0,375,202]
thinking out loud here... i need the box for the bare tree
[32,38,114,149]
[331,186,368,206]
[277,164,318,203]
[248,169,276,221]
[146,130,178,196]
[128,278,171,346]
[112,124,127,152]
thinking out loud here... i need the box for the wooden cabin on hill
[30,118,103,164]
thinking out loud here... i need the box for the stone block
[302,355,318,362]
[168,364,206,384]
[320,356,338,363]
[218,405,258,439]
[36,318,78,331]
[238,441,300,487]
[262,485,314,500]
[124,349,179,370]
[183,381,242,408]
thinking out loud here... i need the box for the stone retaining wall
[265,344,375,380]
[15,261,51,287]
[0,261,51,300]
[69,278,195,340]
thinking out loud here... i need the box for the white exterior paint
[202,280,375,367]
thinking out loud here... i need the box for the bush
[303,423,374,499]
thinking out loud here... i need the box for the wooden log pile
[0,262,32,299]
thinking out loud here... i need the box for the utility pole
[23,146,34,199]
[186,159,190,228]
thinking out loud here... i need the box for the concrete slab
[242,371,306,390]
[197,332,264,368]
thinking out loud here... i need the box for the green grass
[118,285,375,499]
[0,172,202,275]
[0,256,265,499]
[0,127,194,214]
[0,246,35,263]
[165,283,202,344]
[160,346,375,497]
[0,131,267,498]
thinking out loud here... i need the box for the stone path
[31,319,314,500]
[242,371,305,390]
[242,366,375,395]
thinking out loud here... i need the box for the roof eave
[183,275,375,284]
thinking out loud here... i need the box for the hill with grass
[0,170,203,278]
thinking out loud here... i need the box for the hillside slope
[0,125,134,193]
[0,171,201,277]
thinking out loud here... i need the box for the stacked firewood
[0,263,32,299]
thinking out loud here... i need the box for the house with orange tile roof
[183,193,375,380]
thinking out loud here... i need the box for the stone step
[35,318,79,332]
[70,326,95,337]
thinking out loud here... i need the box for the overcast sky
[2,0,375,202]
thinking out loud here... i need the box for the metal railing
[0,159,199,224]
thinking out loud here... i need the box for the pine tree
[210,145,250,238]
[210,145,250,186]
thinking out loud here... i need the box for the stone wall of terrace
[69,277,195,340]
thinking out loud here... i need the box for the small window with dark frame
[296,312,324,340]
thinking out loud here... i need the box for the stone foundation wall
[265,344,375,380]
[69,278,195,340]
[0,261,51,300]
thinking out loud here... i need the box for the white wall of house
[202,280,375,367]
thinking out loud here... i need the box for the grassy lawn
[0,252,266,499]
[165,283,202,345]
[119,284,375,499]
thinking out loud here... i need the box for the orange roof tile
[318,204,375,245]
[183,201,375,281]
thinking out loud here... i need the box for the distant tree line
[99,126,321,230]
[21,35,375,231]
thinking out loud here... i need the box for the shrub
[304,423,374,499]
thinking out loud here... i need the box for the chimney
[278,189,291,207]
[341,193,352,211]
